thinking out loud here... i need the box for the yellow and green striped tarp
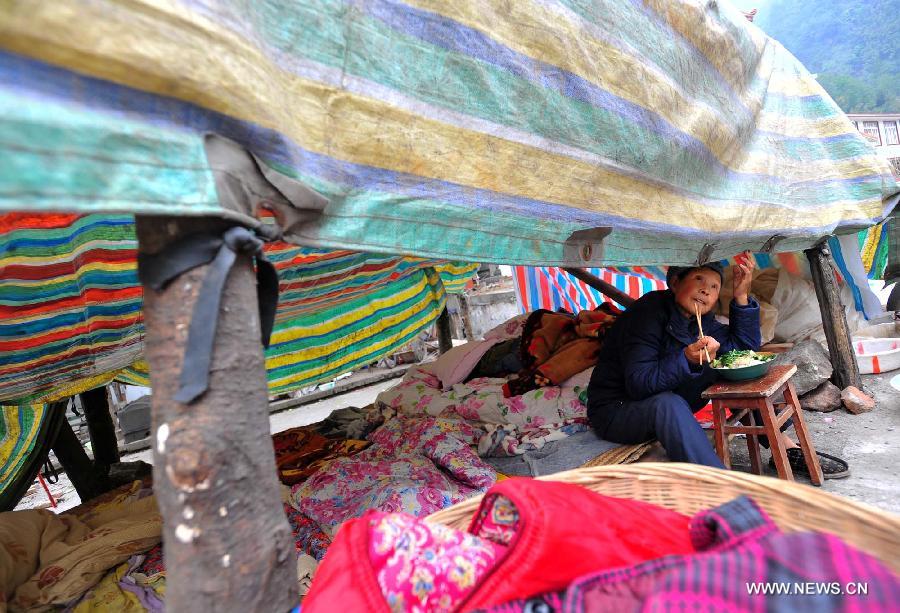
[0,0,896,269]
[0,405,47,506]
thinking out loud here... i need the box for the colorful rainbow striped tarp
[0,213,476,404]
[513,266,668,312]
[0,0,897,270]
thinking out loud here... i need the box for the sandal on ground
[768,448,850,479]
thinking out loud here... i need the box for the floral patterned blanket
[289,366,594,537]
[290,415,497,537]
[375,367,591,457]
[289,312,597,544]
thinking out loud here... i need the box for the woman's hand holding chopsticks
[685,336,720,366]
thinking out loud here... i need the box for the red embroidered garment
[303,478,694,612]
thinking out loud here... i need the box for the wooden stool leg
[761,398,794,481]
[712,400,730,469]
[741,411,763,475]
[784,382,824,486]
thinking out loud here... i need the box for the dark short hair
[666,263,725,288]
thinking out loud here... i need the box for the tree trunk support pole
[136,215,296,612]
[436,306,453,354]
[804,242,862,390]
[562,267,636,308]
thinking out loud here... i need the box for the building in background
[848,113,900,175]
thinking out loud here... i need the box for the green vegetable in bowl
[711,350,776,369]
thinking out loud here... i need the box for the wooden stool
[701,364,824,486]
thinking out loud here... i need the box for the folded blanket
[504,305,620,397]
[376,368,590,456]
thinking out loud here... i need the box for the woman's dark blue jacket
[587,290,761,408]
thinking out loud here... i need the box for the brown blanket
[272,426,369,485]
[503,304,620,397]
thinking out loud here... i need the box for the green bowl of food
[710,350,777,381]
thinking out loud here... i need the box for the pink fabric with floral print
[291,416,497,536]
[367,512,506,612]
[472,493,520,546]
[375,367,590,457]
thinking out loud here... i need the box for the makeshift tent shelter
[1,0,898,609]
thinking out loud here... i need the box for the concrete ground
[726,372,900,514]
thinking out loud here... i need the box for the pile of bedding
[0,311,650,609]
[284,311,625,550]
[374,311,612,456]
[0,480,162,611]
[375,367,591,457]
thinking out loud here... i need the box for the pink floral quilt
[290,416,497,536]
[375,366,591,457]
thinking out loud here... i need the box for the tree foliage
[752,0,899,113]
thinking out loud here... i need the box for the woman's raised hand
[733,251,755,305]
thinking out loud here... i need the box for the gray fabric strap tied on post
[138,226,279,404]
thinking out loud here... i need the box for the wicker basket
[426,463,900,573]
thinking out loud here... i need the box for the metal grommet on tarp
[137,226,279,404]
[562,227,612,266]
[695,243,716,266]
[760,234,786,253]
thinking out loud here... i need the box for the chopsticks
[694,303,712,365]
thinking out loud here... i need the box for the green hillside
[735,0,899,113]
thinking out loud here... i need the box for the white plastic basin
[853,338,900,374]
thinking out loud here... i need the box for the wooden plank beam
[804,243,862,390]
[136,216,296,612]
[562,267,636,308]
[79,386,120,469]
[50,401,101,502]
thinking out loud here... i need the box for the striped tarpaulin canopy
[512,239,881,318]
[0,405,49,508]
[512,266,667,312]
[0,0,897,269]
[0,213,476,404]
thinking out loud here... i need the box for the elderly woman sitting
[586,255,848,478]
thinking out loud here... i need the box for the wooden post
[50,403,101,502]
[562,267,636,308]
[804,243,862,390]
[79,386,120,470]
[457,292,476,340]
[136,216,296,612]
[436,306,453,354]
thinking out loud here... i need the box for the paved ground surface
[727,372,900,513]
[15,372,899,515]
